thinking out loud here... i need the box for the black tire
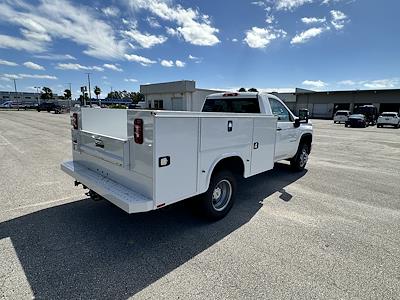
[200,170,236,220]
[345,124,348,127]
[291,143,310,171]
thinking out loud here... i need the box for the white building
[0,91,61,104]
[140,80,221,111]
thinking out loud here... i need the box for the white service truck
[61,92,312,219]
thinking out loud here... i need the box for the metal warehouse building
[292,88,400,119]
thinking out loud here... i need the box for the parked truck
[61,92,313,219]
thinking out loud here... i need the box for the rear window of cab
[202,98,260,113]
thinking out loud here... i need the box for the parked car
[333,110,351,124]
[37,102,67,113]
[61,92,313,220]
[345,114,368,128]
[0,101,13,108]
[354,105,378,125]
[377,112,400,128]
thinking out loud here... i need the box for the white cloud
[123,29,167,48]
[124,78,138,83]
[322,0,351,5]
[160,60,174,67]
[102,6,119,17]
[244,27,287,48]
[124,54,156,66]
[266,15,275,24]
[0,34,45,52]
[0,0,127,59]
[301,17,326,24]
[232,38,238,42]
[302,80,327,88]
[188,54,202,63]
[103,64,123,72]
[175,60,185,67]
[146,16,161,28]
[338,80,356,86]
[0,59,18,66]
[127,0,220,46]
[56,63,104,71]
[23,61,45,70]
[275,0,313,11]
[166,27,179,36]
[362,79,399,89]
[251,1,266,7]
[330,10,348,30]
[291,27,326,44]
[2,73,57,80]
[34,53,76,60]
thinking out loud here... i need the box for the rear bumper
[61,161,154,213]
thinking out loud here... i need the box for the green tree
[40,87,53,100]
[94,86,101,100]
[248,88,258,92]
[64,89,71,99]
[238,87,247,92]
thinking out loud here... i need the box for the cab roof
[206,91,273,99]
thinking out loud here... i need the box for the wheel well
[212,156,245,178]
[300,134,312,153]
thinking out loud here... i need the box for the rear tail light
[71,113,78,129]
[134,118,143,144]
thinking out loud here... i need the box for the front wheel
[291,143,310,171]
[200,170,236,220]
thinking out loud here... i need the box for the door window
[268,98,292,121]
[154,100,163,109]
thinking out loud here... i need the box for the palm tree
[40,87,53,100]
[64,89,71,99]
[94,86,101,100]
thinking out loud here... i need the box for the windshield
[350,114,364,119]
[202,98,260,113]
[381,113,396,117]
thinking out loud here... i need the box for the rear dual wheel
[200,170,236,220]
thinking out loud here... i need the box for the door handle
[277,128,282,131]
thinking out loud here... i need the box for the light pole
[13,79,19,111]
[34,86,40,105]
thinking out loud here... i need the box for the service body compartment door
[250,117,277,176]
[78,131,129,168]
[154,117,199,205]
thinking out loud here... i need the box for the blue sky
[0,0,399,98]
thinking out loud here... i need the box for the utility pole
[34,86,40,105]
[13,79,19,111]
[86,73,92,106]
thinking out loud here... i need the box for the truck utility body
[62,92,312,219]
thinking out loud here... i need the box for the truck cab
[201,92,312,163]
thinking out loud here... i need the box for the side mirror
[298,109,309,123]
[294,118,300,128]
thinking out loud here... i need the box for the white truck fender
[201,153,247,194]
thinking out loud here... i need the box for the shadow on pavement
[0,163,306,299]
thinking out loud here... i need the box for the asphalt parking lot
[0,111,399,299]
